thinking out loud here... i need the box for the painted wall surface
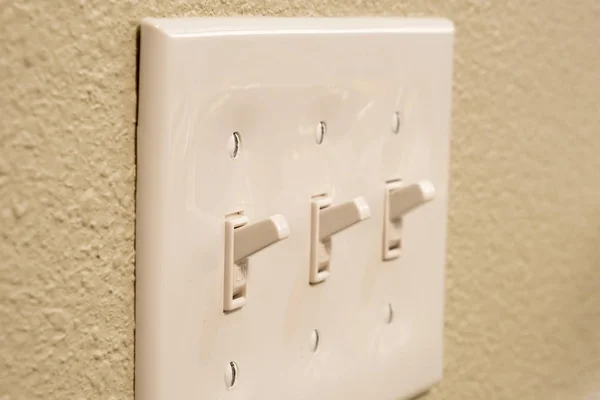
[1,1,600,399]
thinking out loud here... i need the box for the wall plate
[136,18,454,400]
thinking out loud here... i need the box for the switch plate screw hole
[224,361,239,388]
[228,131,241,158]
[310,329,320,352]
[392,112,401,134]
[385,303,394,324]
[316,121,326,144]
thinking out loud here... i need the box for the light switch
[223,213,290,311]
[136,17,453,400]
[383,180,435,261]
[310,196,370,284]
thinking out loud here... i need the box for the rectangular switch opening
[317,238,332,274]
[232,259,248,302]
[224,212,250,312]
[383,179,403,261]
[388,238,401,252]
[232,288,245,301]
[310,194,333,284]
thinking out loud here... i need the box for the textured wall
[1,0,600,399]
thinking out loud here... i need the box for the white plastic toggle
[310,196,371,284]
[224,213,290,312]
[383,180,435,261]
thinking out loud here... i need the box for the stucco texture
[1,0,600,399]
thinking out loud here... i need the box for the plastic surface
[136,17,454,400]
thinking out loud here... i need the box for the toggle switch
[383,180,435,261]
[310,195,371,284]
[224,213,290,312]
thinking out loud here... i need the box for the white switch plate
[136,18,454,400]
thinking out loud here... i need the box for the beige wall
[2,1,600,399]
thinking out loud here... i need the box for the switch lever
[234,215,290,262]
[319,197,370,240]
[383,180,435,261]
[310,196,370,284]
[388,181,435,221]
[224,213,290,312]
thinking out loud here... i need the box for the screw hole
[228,131,241,158]
[386,303,394,324]
[310,329,320,352]
[224,361,238,388]
[316,121,326,144]
[391,111,401,134]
